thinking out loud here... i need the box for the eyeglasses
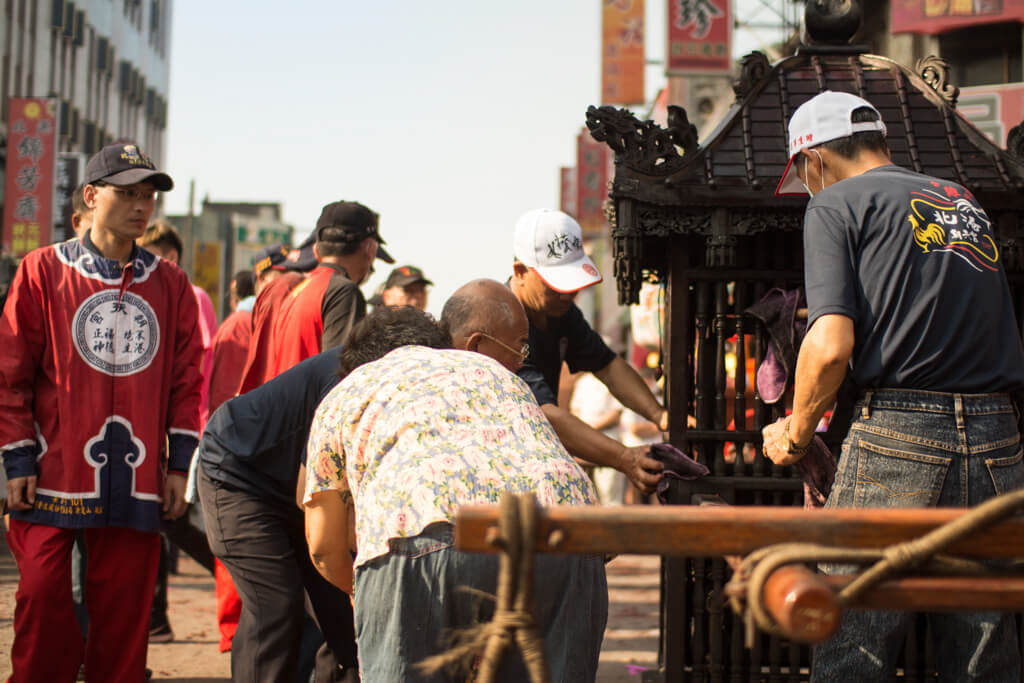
[104,186,159,202]
[477,332,530,362]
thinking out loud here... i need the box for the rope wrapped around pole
[417,492,550,683]
[726,488,1024,647]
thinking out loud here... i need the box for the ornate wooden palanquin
[585,8,1024,681]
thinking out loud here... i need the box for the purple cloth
[745,288,807,404]
[794,435,836,509]
[651,442,709,503]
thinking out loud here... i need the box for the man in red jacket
[0,142,204,683]
[269,200,393,377]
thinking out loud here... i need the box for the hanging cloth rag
[745,288,807,404]
[793,436,836,509]
[651,442,710,504]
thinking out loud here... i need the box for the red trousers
[214,558,241,652]
[6,520,160,683]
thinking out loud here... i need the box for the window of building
[940,22,1023,87]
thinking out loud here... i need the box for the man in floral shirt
[304,302,606,682]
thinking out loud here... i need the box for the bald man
[197,281,532,682]
[441,279,530,373]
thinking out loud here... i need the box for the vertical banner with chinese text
[602,0,646,105]
[193,241,223,320]
[3,98,58,256]
[576,129,610,237]
[560,166,578,219]
[667,0,732,74]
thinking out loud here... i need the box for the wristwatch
[781,416,811,456]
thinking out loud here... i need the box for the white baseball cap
[775,90,887,196]
[513,209,602,293]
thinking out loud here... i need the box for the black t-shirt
[516,303,617,406]
[321,265,366,350]
[803,164,1024,393]
[199,346,341,507]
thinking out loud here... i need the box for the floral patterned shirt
[305,346,597,567]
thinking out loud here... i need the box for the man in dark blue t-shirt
[197,346,355,682]
[510,208,670,495]
[763,90,1024,681]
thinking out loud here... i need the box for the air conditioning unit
[145,88,155,117]
[62,2,75,39]
[119,61,132,93]
[70,107,80,144]
[106,46,115,76]
[135,75,146,105]
[83,121,97,154]
[96,37,109,71]
[58,100,70,138]
[73,10,84,47]
[50,0,65,30]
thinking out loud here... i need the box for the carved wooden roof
[587,50,1024,212]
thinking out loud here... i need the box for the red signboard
[576,129,610,235]
[560,166,578,219]
[667,0,732,74]
[602,0,646,105]
[3,98,58,256]
[892,0,1024,34]
[957,82,1024,146]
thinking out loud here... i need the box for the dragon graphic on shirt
[907,183,998,272]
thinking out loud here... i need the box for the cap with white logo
[513,209,602,293]
[775,90,887,196]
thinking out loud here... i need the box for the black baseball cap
[252,243,289,279]
[384,265,433,289]
[83,143,173,191]
[315,201,394,264]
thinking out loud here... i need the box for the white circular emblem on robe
[73,290,160,375]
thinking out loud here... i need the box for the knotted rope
[726,488,1024,647]
[417,492,550,683]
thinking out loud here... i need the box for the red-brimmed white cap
[513,209,602,293]
[775,91,887,196]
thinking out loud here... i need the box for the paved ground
[0,526,658,681]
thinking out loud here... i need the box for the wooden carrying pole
[456,504,1024,558]
[455,504,1024,643]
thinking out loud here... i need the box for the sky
[163,1,791,316]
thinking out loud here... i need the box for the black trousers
[151,514,217,629]
[198,467,357,682]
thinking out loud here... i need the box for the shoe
[148,622,174,643]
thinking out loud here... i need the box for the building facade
[0,0,172,219]
[167,200,293,319]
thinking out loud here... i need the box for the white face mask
[801,155,814,198]
[801,149,826,197]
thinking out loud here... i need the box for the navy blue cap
[252,243,289,280]
[284,233,318,272]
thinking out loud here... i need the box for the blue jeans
[812,389,1024,682]
[353,522,608,683]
